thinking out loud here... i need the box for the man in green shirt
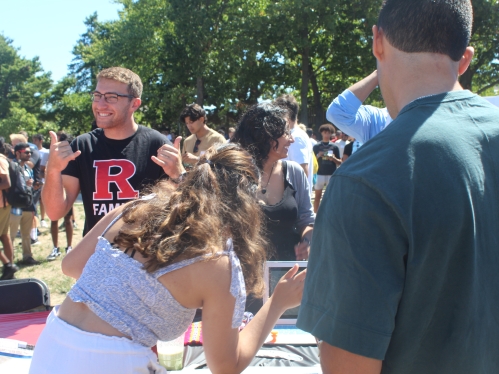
[297,1,499,373]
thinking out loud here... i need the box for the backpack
[2,160,33,209]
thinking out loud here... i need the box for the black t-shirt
[343,141,362,158]
[313,142,340,175]
[62,126,171,235]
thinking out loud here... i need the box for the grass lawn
[11,202,86,306]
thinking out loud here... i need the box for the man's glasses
[193,139,201,153]
[19,150,32,154]
[90,91,134,103]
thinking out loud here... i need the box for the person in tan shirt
[180,104,226,166]
[0,137,18,279]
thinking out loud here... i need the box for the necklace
[261,162,276,194]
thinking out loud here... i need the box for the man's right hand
[47,131,81,172]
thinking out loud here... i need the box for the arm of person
[201,262,306,374]
[326,71,387,144]
[295,225,313,260]
[333,146,342,166]
[286,162,315,231]
[319,343,382,374]
[300,163,309,177]
[42,131,82,220]
[348,70,379,102]
[61,204,127,279]
[0,159,10,191]
[43,172,80,220]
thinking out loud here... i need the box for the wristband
[169,172,187,184]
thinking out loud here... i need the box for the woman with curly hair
[29,143,306,374]
[232,102,315,262]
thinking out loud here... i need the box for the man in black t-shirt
[312,124,341,213]
[43,67,185,235]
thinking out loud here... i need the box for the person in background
[42,67,177,236]
[232,102,314,262]
[327,70,392,144]
[29,143,306,374]
[274,95,314,192]
[0,137,18,279]
[228,127,236,141]
[32,134,49,228]
[312,124,341,213]
[306,128,317,146]
[180,104,226,167]
[298,1,499,372]
[9,143,39,266]
[334,131,350,159]
[46,132,75,261]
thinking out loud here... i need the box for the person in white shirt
[274,95,314,191]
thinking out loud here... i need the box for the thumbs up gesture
[46,131,81,172]
[152,136,185,179]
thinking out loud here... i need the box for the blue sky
[1,0,123,83]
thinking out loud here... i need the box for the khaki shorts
[0,205,11,236]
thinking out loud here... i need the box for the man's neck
[195,125,210,139]
[103,120,139,140]
[382,53,462,118]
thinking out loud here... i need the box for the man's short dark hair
[179,104,206,124]
[33,134,44,142]
[274,95,299,123]
[319,124,334,134]
[378,0,473,62]
[14,142,30,153]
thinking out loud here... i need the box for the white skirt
[29,306,167,374]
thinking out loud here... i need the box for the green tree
[459,0,499,94]
[0,35,52,138]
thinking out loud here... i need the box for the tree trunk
[310,65,324,129]
[300,47,310,126]
[196,76,204,105]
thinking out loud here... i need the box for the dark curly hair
[232,102,289,170]
[113,143,268,297]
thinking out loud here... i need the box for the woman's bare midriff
[57,297,131,339]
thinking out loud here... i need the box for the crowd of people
[2,0,499,373]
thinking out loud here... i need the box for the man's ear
[458,46,474,76]
[372,25,384,61]
[131,97,142,112]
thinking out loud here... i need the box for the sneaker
[40,220,48,228]
[36,228,41,236]
[58,222,65,230]
[31,239,40,246]
[0,263,19,280]
[72,221,77,229]
[46,247,61,261]
[22,256,41,266]
[66,246,73,254]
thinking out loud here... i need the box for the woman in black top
[232,103,315,262]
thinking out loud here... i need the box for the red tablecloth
[0,311,50,345]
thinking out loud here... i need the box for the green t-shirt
[297,91,499,373]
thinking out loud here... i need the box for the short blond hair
[297,123,307,132]
[97,67,143,98]
[10,133,27,146]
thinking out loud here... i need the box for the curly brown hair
[113,143,268,297]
